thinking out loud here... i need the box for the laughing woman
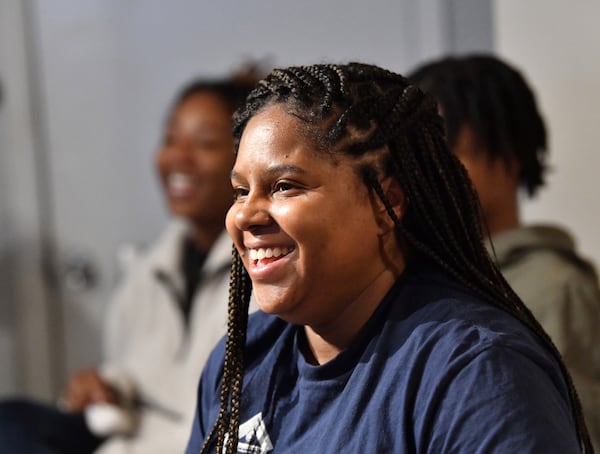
[185,63,591,453]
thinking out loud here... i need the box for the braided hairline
[208,63,592,453]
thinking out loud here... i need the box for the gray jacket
[490,224,600,451]
[97,220,233,454]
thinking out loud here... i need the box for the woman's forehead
[238,105,314,156]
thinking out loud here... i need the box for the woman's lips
[166,173,200,198]
[245,246,295,276]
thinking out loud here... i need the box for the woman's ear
[374,177,408,235]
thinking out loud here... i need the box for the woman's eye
[195,138,221,150]
[232,187,249,201]
[274,182,294,193]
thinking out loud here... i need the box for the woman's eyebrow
[230,164,307,181]
[264,164,307,177]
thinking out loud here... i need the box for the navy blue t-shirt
[186,267,580,453]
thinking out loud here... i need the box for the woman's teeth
[167,173,194,190]
[248,247,292,261]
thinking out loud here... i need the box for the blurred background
[0,0,598,400]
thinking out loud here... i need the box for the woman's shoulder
[382,270,572,412]
[388,267,556,366]
[202,311,290,376]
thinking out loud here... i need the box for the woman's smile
[226,103,395,326]
[248,245,294,262]
[244,245,296,280]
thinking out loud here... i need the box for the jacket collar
[148,219,232,293]
[488,224,575,261]
[486,224,596,278]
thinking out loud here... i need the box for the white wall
[1,0,494,397]
[494,0,600,269]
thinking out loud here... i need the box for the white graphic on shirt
[223,412,273,454]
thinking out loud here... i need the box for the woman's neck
[484,193,520,237]
[302,265,402,365]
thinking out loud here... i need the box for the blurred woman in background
[0,67,258,454]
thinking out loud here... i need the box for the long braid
[209,63,591,453]
[200,248,251,454]
[367,168,590,451]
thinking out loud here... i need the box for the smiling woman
[155,82,248,251]
[185,63,592,454]
[228,104,404,352]
[0,71,259,454]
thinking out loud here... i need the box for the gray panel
[0,0,55,397]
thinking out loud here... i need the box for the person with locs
[410,54,600,452]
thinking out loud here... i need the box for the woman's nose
[233,195,272,232]
[163,138,196,162]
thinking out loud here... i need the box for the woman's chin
[255,299,284,316]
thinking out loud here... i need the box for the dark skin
[452,124,520,236]
[63,369,118,411]
[155,91,236,252]
[227,105,407,365]
[62,91,236,412]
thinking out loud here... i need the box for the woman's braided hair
[200,62,591,453]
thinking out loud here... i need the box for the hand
[62,368,118,412]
